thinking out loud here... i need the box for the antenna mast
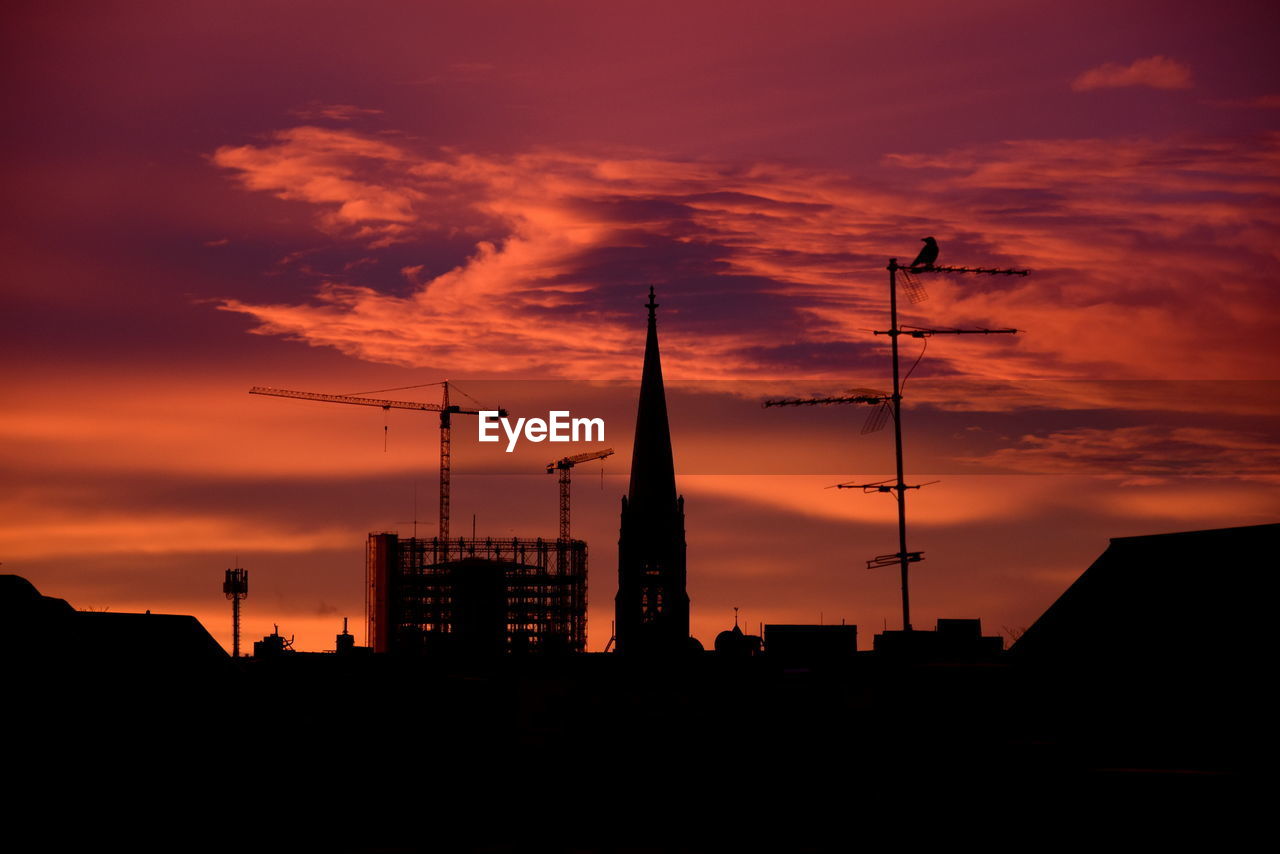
[875,258,1027,629]
[764,255,1028,632]
[223,566,249,658]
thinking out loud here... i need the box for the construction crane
[547,448,613,541]
[249,382,505,555]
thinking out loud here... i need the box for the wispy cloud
[212,127,422,245]
[0,507,357,560]
[1071,55,1192,91]
[961,425,1280,482]
[289,103,385,121]
[1211,93,1280,110]
[211,127,1280,388]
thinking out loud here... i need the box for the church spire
[616,287,691,655]
[627,286,677,513]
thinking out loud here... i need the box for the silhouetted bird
[909,237,939,269]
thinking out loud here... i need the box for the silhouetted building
[1006,524,1274,777]
[874,618,1002,660]
[2,574,226,665]
[335,617,363,655]
[253,624,295,657]
[616,287,695,654]
[764,624,857,663]
[1011,523,1276,668]
[714,618,762,657]
[367,533,587,656]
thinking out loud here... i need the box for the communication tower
[223,567,249,658]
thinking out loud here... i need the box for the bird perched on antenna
[909,236,939,270]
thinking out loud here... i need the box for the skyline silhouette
[7,520,1263,848]
[5,8,1272,842]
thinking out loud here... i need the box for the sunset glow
[4,1,1277,653]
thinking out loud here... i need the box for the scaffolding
[367,533,587,655]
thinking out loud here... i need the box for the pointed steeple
[616,287,691,655]
[628,286,678,513]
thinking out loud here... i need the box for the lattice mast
[547,448,614,542]
[222,567,248,658]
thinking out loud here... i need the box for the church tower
[616,287,691,654]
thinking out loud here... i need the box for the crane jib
[249,387,505,417]
[248,382,505,546]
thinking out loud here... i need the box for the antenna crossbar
[875,327,1019,337]
[868,551,923,569]
[828,479,939,493]
[889,263,1030,276]
[763,393,888,408]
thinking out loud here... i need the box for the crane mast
[249,382,504,556]
[440,382,451,551]
[547,448,614,542]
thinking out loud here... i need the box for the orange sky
[3,1,1277,652]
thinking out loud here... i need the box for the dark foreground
[8,648,1256,852]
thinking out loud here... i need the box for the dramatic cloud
[8,1,1278,653]
[213,127,1280,389]
[213,127,424,245]
[1072,56,1193,91]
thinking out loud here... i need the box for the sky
[3,0,1278,652]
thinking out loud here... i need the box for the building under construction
[366,534,587,656]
